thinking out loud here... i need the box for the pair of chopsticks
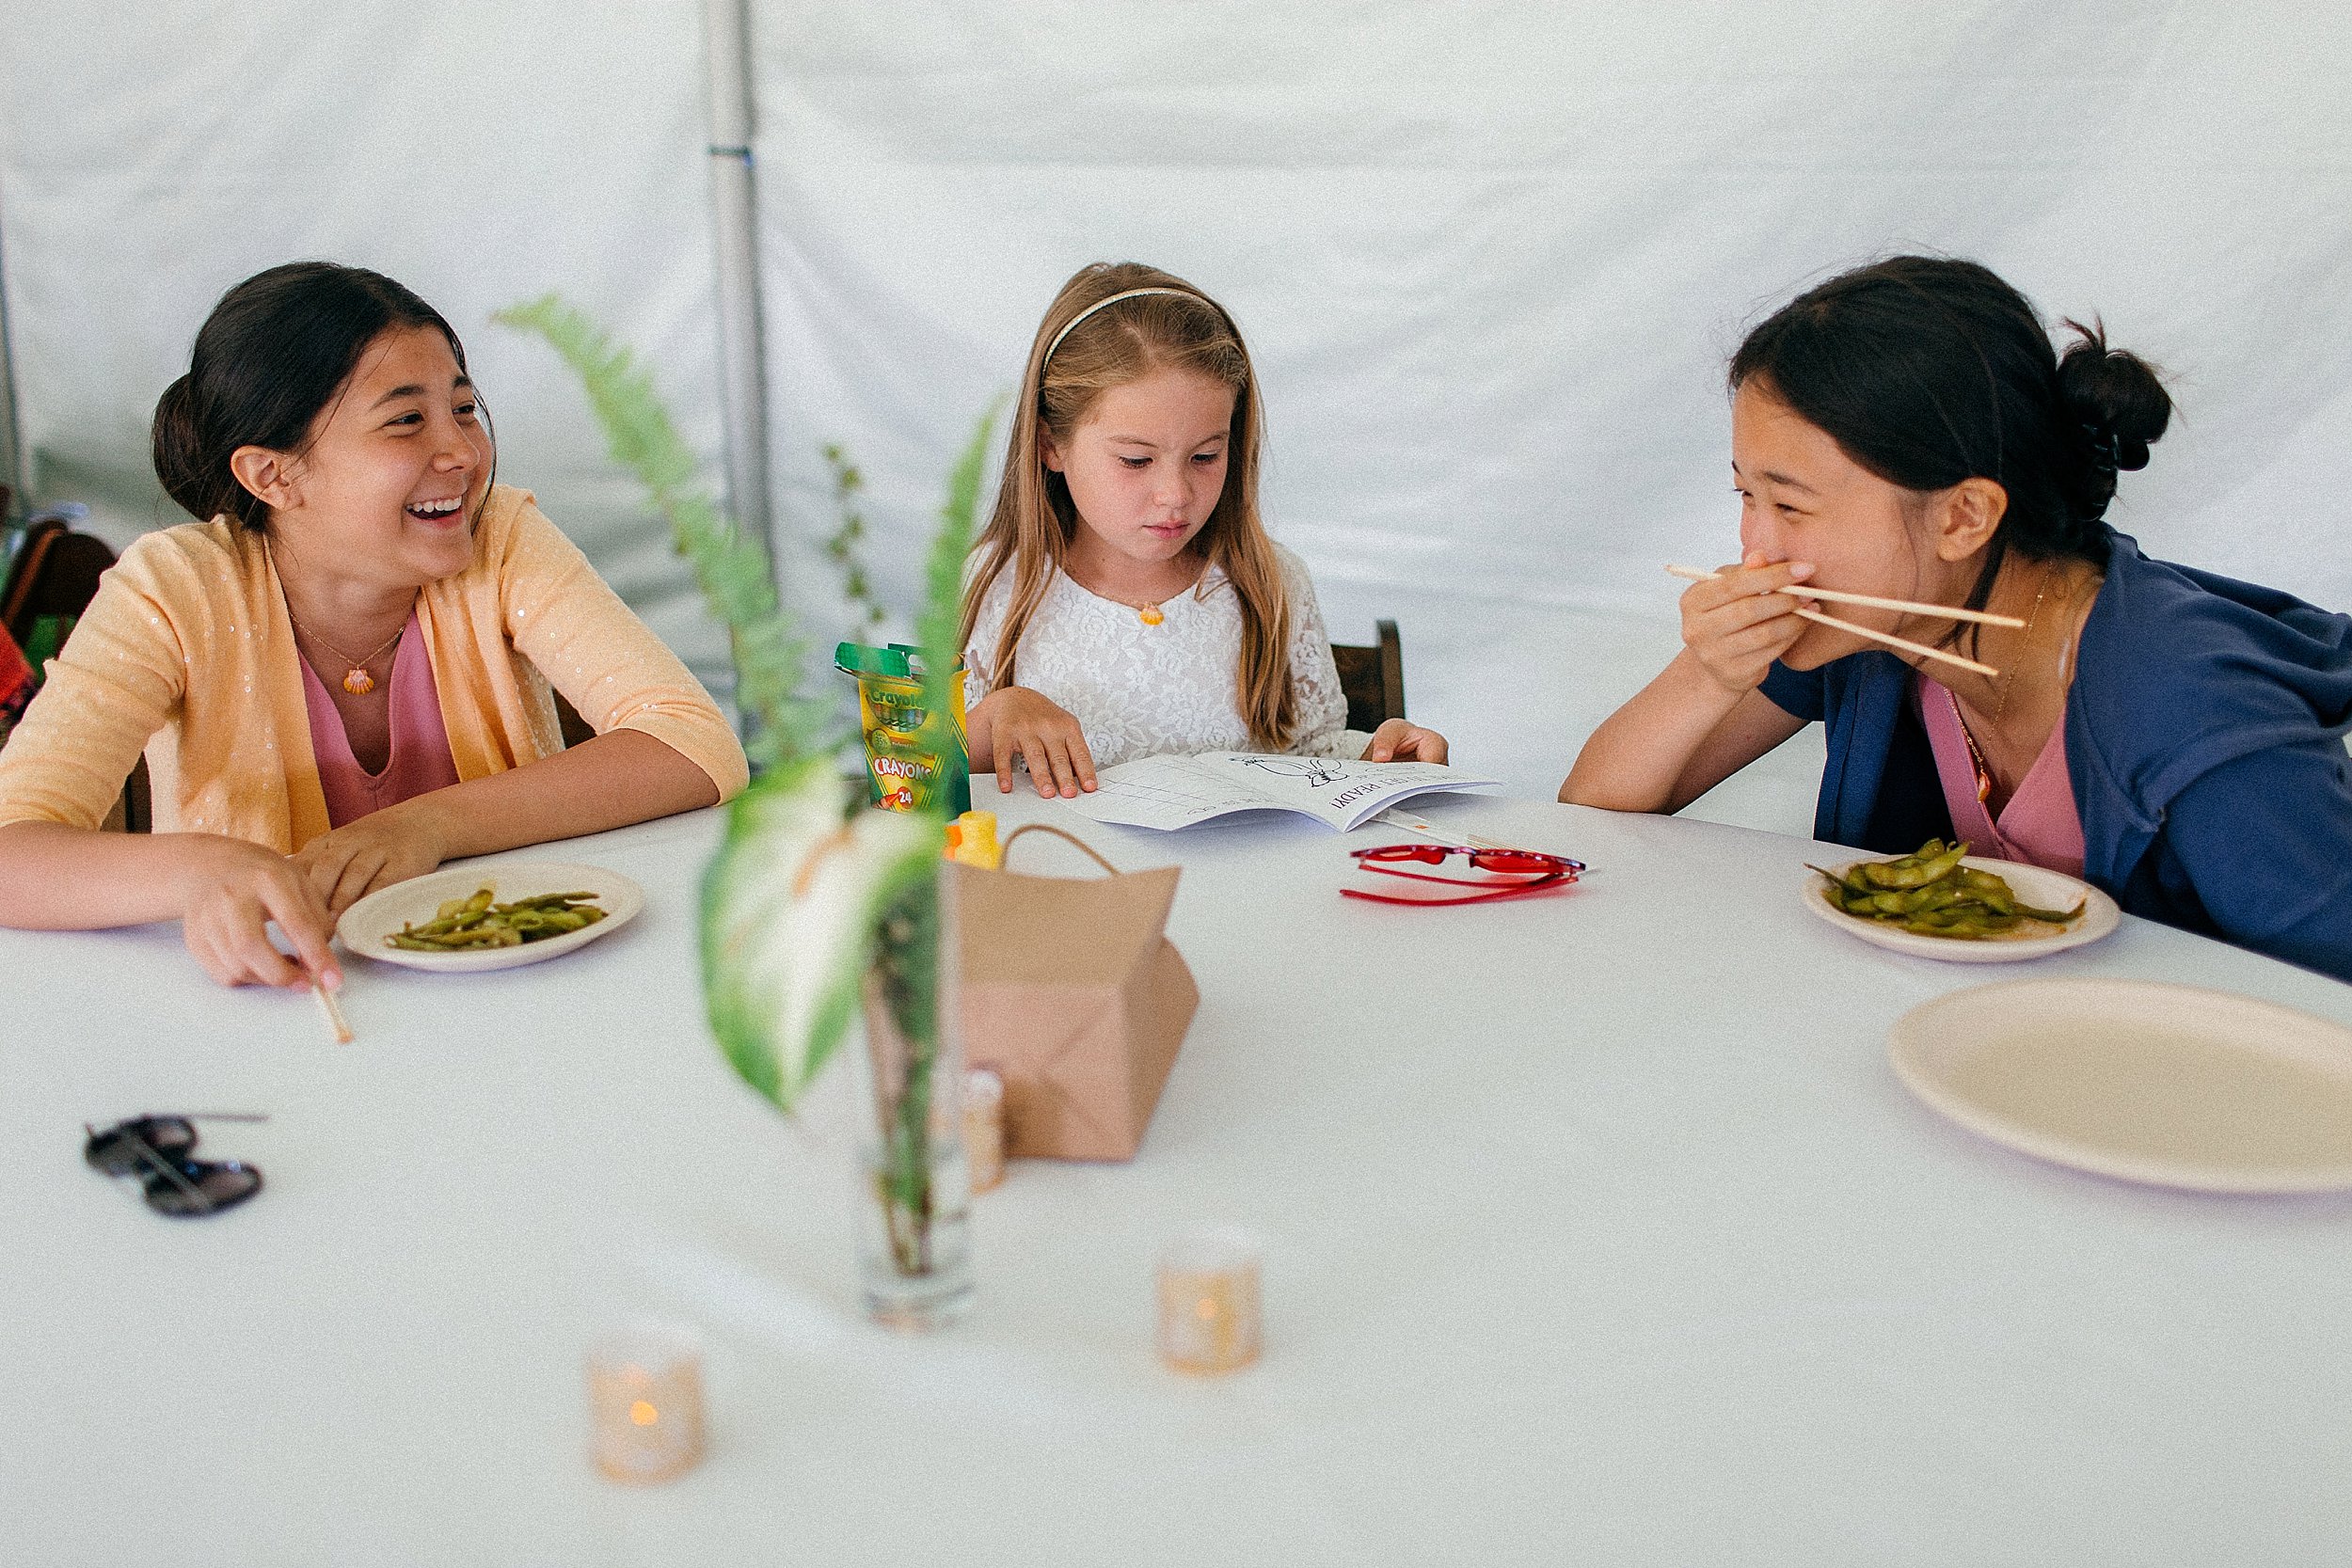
[1663,564,2022,678]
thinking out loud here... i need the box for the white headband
[1041,287,1204,364]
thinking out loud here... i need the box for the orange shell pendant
[342,668,376,696]
[1137,606,1165,626]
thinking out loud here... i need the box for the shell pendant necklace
[1949,568,2054,806]
[269,543,405,695]
[290,610,404,695]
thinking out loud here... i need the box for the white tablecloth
[8,792,2352,1565]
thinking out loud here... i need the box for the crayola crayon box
[834,641,972,816]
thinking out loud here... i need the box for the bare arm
[0,820,342,989]
[1562,659,1804,812]
[292,729,719,911]
[1560,557,1816,813]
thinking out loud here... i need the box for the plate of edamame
[1803,840,2119,962]
[339,862,645,973]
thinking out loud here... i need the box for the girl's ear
[229,445,300,513]
[1931,477,2008,562]
[1039,426,1066,474]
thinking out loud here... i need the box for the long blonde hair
[960,261,1298,748]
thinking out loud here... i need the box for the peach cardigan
[0,484,748,850]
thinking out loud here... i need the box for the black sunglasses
[83,1113,266,1217]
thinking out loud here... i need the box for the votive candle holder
[1156,1228,1263,1374]
[965,1068,1007,1194]
[586,1322,706,1484]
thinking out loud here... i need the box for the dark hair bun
[2058,318,2171,472]
[151,372,233,523]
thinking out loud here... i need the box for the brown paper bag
[951,824,1199,1162]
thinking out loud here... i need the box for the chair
[551,690,598,750]
[1330,618,1406,734]
[0,514,151,832]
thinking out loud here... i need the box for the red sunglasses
[1342,843,1586,906]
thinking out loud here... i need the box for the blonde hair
[961,261,1298,748]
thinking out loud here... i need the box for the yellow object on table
[945,810,1003,869]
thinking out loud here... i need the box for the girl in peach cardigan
[0,263,747,989]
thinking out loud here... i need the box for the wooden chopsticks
[1664,564,2010,678]
[310,978,354,1044]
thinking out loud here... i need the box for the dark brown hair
[152,262,476,529]
[1730,256,2171,614]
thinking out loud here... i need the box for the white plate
[1890,978,2352,1194]
[338,862,644,973]
[1802,853,2120,962]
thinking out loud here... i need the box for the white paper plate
[1802,854,2120,962]
[338,862,644,973]
[1890,978,2352,1193]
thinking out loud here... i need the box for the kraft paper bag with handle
[951,823,1199,1162]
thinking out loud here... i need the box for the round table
[8,792,2351,1564]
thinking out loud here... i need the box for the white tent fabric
[0,0,738,693]
[6,2,2350,826]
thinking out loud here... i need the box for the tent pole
[0,197,26,520]
[702,0,772,562]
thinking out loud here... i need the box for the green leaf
[914,401,1001,756]
[700,756,944,1113]
[493,293,831,771]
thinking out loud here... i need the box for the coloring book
[1063,752,1497,832]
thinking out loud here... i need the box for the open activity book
[1064,752,1498,832]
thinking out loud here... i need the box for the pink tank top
[299,613,461,829]
[1915,673,2086,877]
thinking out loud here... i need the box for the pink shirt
[299,613,460,829]
[1915,673,2086,877]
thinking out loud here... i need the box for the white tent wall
[4,3,2349,833]
[753,1,2352,825]
[0,0,738,700]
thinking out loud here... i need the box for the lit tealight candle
[966,1068,1006,1194]
[586,1323,707,1484]
[1156,1228,1263,1374]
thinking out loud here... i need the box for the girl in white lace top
[960,262,1449,797]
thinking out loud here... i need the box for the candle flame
[629,1400,660,1427]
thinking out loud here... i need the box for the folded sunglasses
[83,1113,266,1217]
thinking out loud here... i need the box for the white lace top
[962,544,1371,768]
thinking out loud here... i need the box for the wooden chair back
[1330,618,1406,733]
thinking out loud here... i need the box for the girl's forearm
[0,820,207,928]
[396,729,721,863]
[1560,650,1748,812]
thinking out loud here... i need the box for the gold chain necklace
[266,539,407,694]
[1948,568,2054,805]
[285,605,405,696]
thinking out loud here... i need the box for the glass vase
[848,865,974,1331]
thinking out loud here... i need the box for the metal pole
[702,0,772,561]
[0,194,27,521]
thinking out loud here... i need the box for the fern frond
[494,293,829,770]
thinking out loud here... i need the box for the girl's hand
[292,803,450,915]
[1362,720,1449,764]
[172,835,342,990]
[1680,553,1817,694]
[976,687,1099,799]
